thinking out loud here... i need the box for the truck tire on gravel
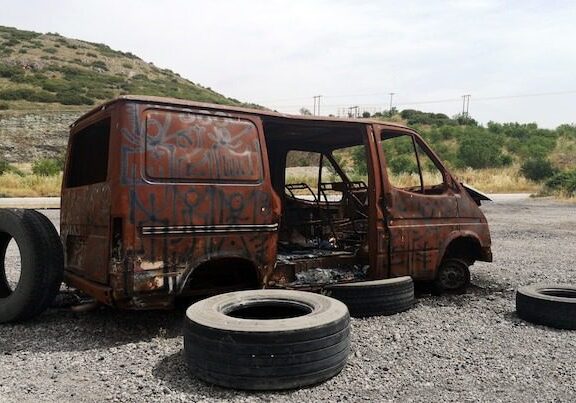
[184,290,350,390]
[325,276,414,317]
[0,209,64,323]
[516,284,576,330]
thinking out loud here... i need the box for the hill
[0,25,246,110]
[0,25,258,163]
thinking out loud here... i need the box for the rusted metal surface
[60,96,491,309]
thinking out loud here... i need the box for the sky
[1,0,575,128]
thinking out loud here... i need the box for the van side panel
[114,103,279,307]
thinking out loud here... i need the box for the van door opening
[262,118,381,287]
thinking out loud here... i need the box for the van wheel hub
[436,258,470,291]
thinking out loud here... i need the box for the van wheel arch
[441,235,484,265]
[182,257,261,296]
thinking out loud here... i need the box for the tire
[434,258,471,293]
[0,209,64,323]
[184,290,350,390]
[516,284,576,330]
[325,276,414,317]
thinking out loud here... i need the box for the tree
[458,133,509,169]
[520,159,556,182]
[299,107,312,116]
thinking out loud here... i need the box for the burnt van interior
[262,118,372,286]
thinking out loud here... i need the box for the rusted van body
[61,96,491,309]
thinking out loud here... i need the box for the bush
[545,170,576,196]
[0,64,23,79]
[44,47,58,54]
[389,155,418,174]
[56,92,95,105]
[520,159,556,181]
[458,134,509,169]
[91,60,108,71]
[0,102,9,110]
[0,160,10,175]
[0,88,57,103]
[32,159,62,176]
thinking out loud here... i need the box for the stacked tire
[0,209,63,323]
[326,276,414,318]
[184,290,351,390]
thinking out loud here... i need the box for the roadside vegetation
[1,111,575,198]
[287,109,576,200]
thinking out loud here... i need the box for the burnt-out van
[0,96,492,318]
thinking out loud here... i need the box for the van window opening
[381,132,446,194]
[66,117,111,188]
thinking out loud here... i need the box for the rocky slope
[0,25,253,163]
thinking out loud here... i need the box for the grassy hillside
[0,25,247,110]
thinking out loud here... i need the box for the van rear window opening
[145,111,263,182]
[66,118,111,188]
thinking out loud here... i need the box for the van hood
[461,183,492,206]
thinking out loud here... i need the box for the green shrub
[349,145,368,176]
[0,160,10,175]
[389,155,418,174]
[91,60,108,71]
[0,88,56,103]
[0,64,23,78]
[520,159,556,181]
[55,92,94,105]
[44,47,57,54]
[545,170,576,196]
[458,134,510,169]
[4,38,20,47]
[32,159,62,176]
[41,79,73,93]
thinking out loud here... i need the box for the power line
[264,89,576,108]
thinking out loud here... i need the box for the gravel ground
[1,195,575,402]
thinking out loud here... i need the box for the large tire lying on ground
[184,290,350,390]
[516,284,576,330]
[325,276,414,317]
[0,209,64,323]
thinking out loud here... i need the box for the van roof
[73,95,410,129]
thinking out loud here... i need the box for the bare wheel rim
[438,262,467,290]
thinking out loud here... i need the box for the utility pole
[347,106,359,118]
[389,92,395,112]
[461,94,471,118]
[313,95,322,116]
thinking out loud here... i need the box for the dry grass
[451,165,539,193]
[285,165,539,194]
[0,166,540,198]
[0,173,62,197]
